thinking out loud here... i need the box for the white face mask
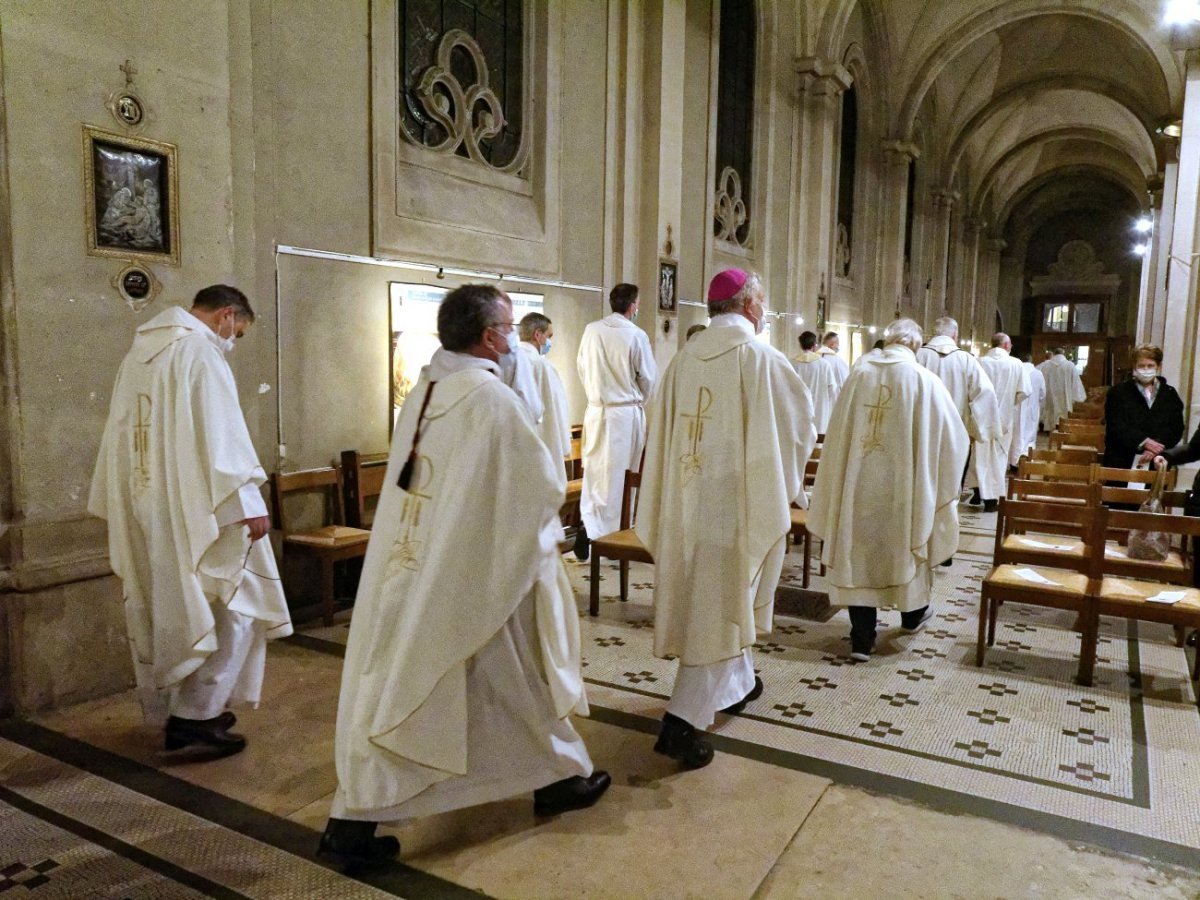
[216,315,237,354]
[1134,367,1158,384]
[540,338,552,356]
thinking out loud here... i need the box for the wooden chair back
[1064,421,1104,437]
[1031,447,1099,465]
[1090,465,1177,490]
[619,470,642,531]
[1049,430,1104,452]
[992,497,1103,577]
[340,449,389,529]
[568,424,584,480]
[270,467,344,533]
[1017,459,1092,483]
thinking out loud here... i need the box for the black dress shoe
[968,489,983,507]
[983,499,998,513]
[318,819,399,871]
[573,526,590,561]
[164,715,247,757]
[939,557,954,567]
[653,713,714,769]
[533,771,611,816]
[720,676,763,715]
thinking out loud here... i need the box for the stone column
[874,139,920,327]
[1148,163,1177,347]
[944,204,966,325]
[997,255,1023,337]
[788,57,851,342]
[927,189,958,327]
[1162,50,1200,420]
[977,237,1006,340]
[959,218,985,346]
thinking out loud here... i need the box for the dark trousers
[848,605,930,646]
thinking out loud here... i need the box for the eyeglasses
[488,321,515,334]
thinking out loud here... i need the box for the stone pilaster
[874,139,920,327]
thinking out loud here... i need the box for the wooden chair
[559,427,585,553]
[270,467,371,625]
[1049,430,1104,453]
[588,470,653,616]
[790,455,822,588]
[1031,447,1099,465]
[977,497,1103,684]
[1086,507,1200,686]
[1090,464,1176,491]
[340,449,389,529]
[1017,459,1092,484]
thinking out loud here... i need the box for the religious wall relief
[712,0,755,249]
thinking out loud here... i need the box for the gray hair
[884,318,924,352]
[932,316,958,338]
[991,332,1010,348]
[707,271,763,316]
[519,312,552,342]
[438,284,509,351]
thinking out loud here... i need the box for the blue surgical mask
[540,338,552,356]
[504,329,519,355]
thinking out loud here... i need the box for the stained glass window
[713,0,755,244]
[400,0,523,169]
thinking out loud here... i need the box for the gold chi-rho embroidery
[678,386,713,480]
[861,384,892,456]
[132,393,152,489]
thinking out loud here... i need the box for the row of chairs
[980,475,1200,687]
[271,437,585,625]
[586,435,827,616]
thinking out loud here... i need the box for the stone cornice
[795,56,852,95]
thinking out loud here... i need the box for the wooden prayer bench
[977,497,1104,684]
[340,449,389,529]
[270,467,370,626]
[589,470,652,616]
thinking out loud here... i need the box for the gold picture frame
[82,125,180,266]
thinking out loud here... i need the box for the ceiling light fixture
[1133,243,1150,256]
[1134,217,1153,233]
[1156,118,1184,139]
[1165,0,1200,24]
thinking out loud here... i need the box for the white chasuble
[970,348,1031,499]
[816,346,850,393]
[577,314,657,537]
[88,307,291,723]
[637,315,815,667]
[1040,354,1087,431]
[519,341,572,465]
[792,350,838,434]
[334,350,588,818]
[809,346,969,611]
[1012,363,1046,464]
[915,335,1000,443]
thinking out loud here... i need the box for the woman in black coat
[1104,345,1184,470]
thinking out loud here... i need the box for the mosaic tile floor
[558,501,1200,858]
[0,736,396,899]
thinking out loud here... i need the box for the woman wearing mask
[1104,344,1184,471]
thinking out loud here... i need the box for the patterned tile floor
[560,500,1200,858]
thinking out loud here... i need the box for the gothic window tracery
[400,0,526,174]
[713,0,755,247]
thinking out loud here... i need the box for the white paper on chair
[1106,545,1128,558]
[1128,455,1150,489]
[1018,538,1075,551]
[1146,590,1187,604]
[1012,568,1060,585]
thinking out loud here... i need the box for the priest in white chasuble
[915,316,999,506]
[969,334,1031,510]
[637,269,815,769]
[792,330,838,434]
[809,319,969,662]
[321,285,608,870]
[518,312,571,465]
[817,330,850,391]
[88,285,292,758]
[1011,356,1046,465]
[575,283,656,559]
[1040,346,1087,431]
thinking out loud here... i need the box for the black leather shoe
[318,819,399,871]
[573,526,590,561]
[533,771,611,816]
[983,499,998,513]
[968,489,983,507]
[164,715,247,757]
[939,557,954,567]
[720,676,763,715]
[653,713,714,769]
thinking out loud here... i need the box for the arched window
[835,86,857,278]
[399,0,525,173]
[713,0,755,247]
